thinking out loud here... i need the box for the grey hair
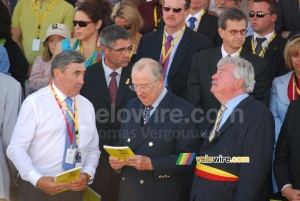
[217,57,255,93]
[218,7,248,29]
[132,58,163,82]
[51,50,85,77]
[100,24,131,47]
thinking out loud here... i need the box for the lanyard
[294,73,300,95]
[161,26,186,64]
[154,4,158,31]
[251,33,276,57]
[32,0,58,39]
[193,9,205,32]
[50,82,79,147]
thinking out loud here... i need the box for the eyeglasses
[73,20,93,27]
[129,84,152,92]
[123,24,132,30]
[106,45,133,54]
[249,11,272,18]
[225,29,247,36]
[162,6,183,13]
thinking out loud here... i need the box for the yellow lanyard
[50,83,80,146]
[193,9,205,32]
[130,34,138,59]
[32,0,58,39]
[251,33,276,57]
[161,26,186,64]
[294,73,300,94]
[154,4,158,31]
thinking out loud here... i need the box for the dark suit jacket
[195,13,222,47]
[136,26,213,99]
[274,98,300,191]
[190,96,274,201]
[275,0,300,38]
[80,62,136,200]
[243,34,289,81]
[118,91,199,201]
[187,47,271,131]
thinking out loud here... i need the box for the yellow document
[53,167,81,194]
[103,145,135,161]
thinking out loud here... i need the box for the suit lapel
[198,13,210,35]
[115,65,132,108]
[168,27,190,78]
[263,34,280,59]
[129,91,172,151]
[90,62,111,105]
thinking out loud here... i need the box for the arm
[234,108,275,200]
[28,57,51,92]
[269,79,284,145]
[11,27,23,51]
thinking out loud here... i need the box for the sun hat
[42,23,71,44]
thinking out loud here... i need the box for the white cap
[42,23,71,44]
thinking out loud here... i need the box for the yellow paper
[53,167,81,194]
[103,145,135,161]
[83,186,101,201]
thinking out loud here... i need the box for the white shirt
[102,58,122,87]
[7,83,100,187]
[253,31,275,50]
[221,45,241,58]
[186,9,204,28]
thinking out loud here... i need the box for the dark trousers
[17,179,83,201]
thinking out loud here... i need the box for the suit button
[140,180,144,184]
[127,138,131,142]
[122,177,125,180]
[149,142,153,147]
[159,176,162,178]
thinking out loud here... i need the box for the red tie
[162,35,173,77]
[109,71,118,104]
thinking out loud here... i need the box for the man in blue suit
[109,58,199,201]
[190,57,274,201]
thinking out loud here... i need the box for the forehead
[74,11,90,20]
[225,19,247,29]
[64,62,86,73]
[251,2,270,11]
[112,39,131,48]
[164,0,186,7]
[114,17,130,25]
[218,63,234,73]
[132,68,153,83]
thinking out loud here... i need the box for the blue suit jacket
[118,91,200,201]
[269,71,293,144]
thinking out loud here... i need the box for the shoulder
[0,73,20,88]
[202,13,218,22]
[272,71,293,84]
[76,94,94,108]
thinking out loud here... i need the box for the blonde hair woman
[111,1,143,62]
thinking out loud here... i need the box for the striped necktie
[209,105,226,142]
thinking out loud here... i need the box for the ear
[102,45,109,54]
[185,8,190,17]
[218,27,225,39]
[271,13,277,23]
[235,79,244,90]
[96,19,103,30]
[53,68,62,80]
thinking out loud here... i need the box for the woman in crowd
[0,1,29,87]
[54,0,111,67]
[111,1,143,62]
[29,24,71,93]
[269,35,300,195]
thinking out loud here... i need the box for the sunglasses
[123,24,132,30]
[73,20,93,27]
[249,11,272,18]
[162,6,183,13]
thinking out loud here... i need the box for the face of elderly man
[131,67,164,106]
[53,62,86,97]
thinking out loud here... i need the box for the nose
[212,73,217,80]
[78,74,84,85]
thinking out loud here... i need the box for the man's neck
[166,24,185,35]
[254,28,275,38]
[223,46,241,55]
[189,8,202,15]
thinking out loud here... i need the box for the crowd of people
[1,0,300,200]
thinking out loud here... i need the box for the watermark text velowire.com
[196,155,250,163]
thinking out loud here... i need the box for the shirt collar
[224,93,249,112]
[52,81,74,102]
[151,87,168,109]
[221,45,241,58]
[102,57,123,79]
[186,9,204,23]
[253,31,275,45]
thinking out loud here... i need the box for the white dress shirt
[102,58,123,87]
[7,83,100,187]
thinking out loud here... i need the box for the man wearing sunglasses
[187,8,270,133]
[243,0,288,82]
[136,0,212,100]
[186,0,222,47]
[80,25,136,201]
